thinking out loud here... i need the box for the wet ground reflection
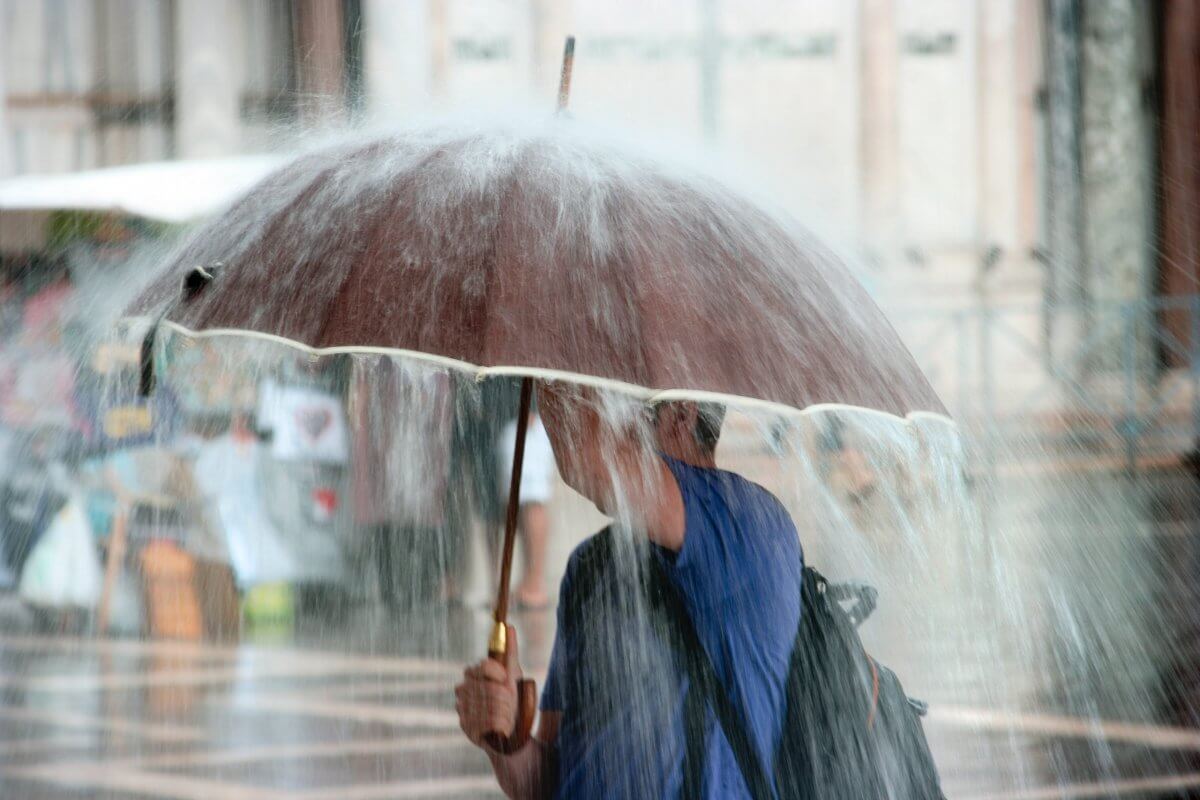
[0,468,1198,798]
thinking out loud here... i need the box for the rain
[0,2,1197,799]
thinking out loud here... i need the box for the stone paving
[0,615,1196,798]
[0,468,1199,798]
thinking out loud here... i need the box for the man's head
[651,400,725,465]
[537,386,726,511]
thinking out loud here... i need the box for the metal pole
[979,305,997,480]
[977,303,999,553]
[698,0,720,141]
[1190,295,1200,443]
[1122,304,1137,473]
[957,311,970,418]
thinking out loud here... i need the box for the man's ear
[678,402,701,440]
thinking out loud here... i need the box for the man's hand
[456,624,523,750]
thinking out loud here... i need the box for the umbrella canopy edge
[147,317,956,430]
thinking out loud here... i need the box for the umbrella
[128,41,947,753]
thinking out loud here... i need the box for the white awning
[0,155,287,224]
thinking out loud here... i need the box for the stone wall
[359,0,1043,308]
[0,0,296,175]
[1043,0,1157,377]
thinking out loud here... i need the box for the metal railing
[892,295,1200,471]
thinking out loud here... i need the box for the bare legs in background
[515,503,549,609]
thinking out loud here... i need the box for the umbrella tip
[556,36,576,115]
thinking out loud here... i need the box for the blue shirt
[541,456,804,799]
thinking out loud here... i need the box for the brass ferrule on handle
[488,618,507,661]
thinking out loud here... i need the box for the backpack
[772,567,946,799]
[566,527,946,800]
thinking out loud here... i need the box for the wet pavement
[0,630,498,799]
[0,468,1199,798]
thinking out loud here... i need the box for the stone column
[294,0,346,125]
[529,0,572,97]
[1041,0,1086,370]
[95,0,173,165]
[1042,0,1156,382]
[1079,0,1155,372]
[859,0,899,258]
[175,0,241,158]
[1080,0,1154,302]
[0,3,8,178]
[1158,0,1200,364]
[363,0,432,121]
[976,0,1019,261]
[893,0,979,252]
[429,0,449,100]
[697,0,720,141]
[1013,0,1042,262]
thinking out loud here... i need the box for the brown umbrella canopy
[133,123,945,419]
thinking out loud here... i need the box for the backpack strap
[680,670,709,799]
[567,529,715,798]
[646,553,775,800]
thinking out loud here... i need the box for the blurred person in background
[497,405,557,610]
[349,358,452,611]
[0,427,70,585]
[443,377,519,605]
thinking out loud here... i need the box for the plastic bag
[192,435,308,587]
[18,501,101,609]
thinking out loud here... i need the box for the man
[456,385,804,798]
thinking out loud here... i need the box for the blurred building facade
[1,0,1042,304]
[2,0,1200,442]
[0,0,323,167]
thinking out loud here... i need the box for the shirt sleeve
[655,456,801,609]
[539,633,566,711]
[539,566,574,712]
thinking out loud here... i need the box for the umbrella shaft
[557,37,575,113]
[493,377,534,639]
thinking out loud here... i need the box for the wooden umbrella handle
[490,379,532,628]
[482,653,538,755]
[484,378,536,753]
